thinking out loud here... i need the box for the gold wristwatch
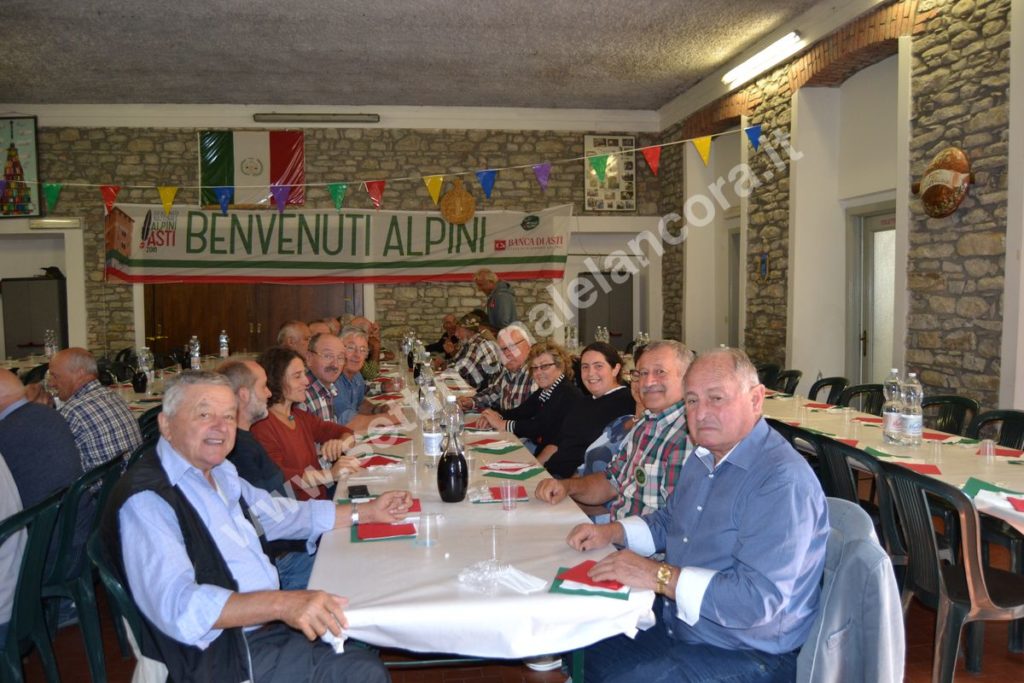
[656,563,672,596]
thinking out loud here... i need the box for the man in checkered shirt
[534,340,692,519]
[460,322,536,413]
[449,313,502,390]
[49,348,142,471]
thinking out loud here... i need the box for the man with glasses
[460,322,536,413]
[535,340,692,520]
[330,326,396,432]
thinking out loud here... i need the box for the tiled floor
[19,590,1024,682]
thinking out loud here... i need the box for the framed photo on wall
[584,134,636,212]
[0,116,41,219]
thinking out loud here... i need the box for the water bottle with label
[218,330,230,358]
[420,386,443,459]
[189,335,201,370]
[901,372,924,447]
[881,368,903,445]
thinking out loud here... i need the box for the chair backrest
[796,497,904,683]
[86,529,146,652]
[837,384,885,416]
[966,409,1024,449]
[921,395,979,436]
[0,488,63,666]
[772,369,803,394]
[755,362,781,388]
[137,404,163,442]
[808,376,849,405]
[18,363,48,386]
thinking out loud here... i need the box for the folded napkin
[360,435,412,447]
[465,427,499,435]
[922,431,952,441]
[468,437,503,446]
[834,438,859,447]
[469,485,529,503]
[472,443,521,455]
[897,462,942,475]
[352,522,417,542]
[367,425,411,435]
[480,460,534,473]
[804,402,833,410]
[853,416,884,424]
[864,446,912,460]
[550,561,630,600]
[321,630,345,654]
[976,445,1024,457]
[482,468,545,481]
[368,393,404,403]
[1010,497,1024,513]
[358,454,404,469]
[961,477,1024,499]
[975,490,1024,518]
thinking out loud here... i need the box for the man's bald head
[0,369,26,412]
[49,348,98,402]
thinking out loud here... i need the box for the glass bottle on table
[881,368,903,445]
[189,335,201,370]
[437,395,468,502]
[420,387,443,460]
[218,329,230,358]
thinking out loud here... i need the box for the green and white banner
[105,204,572,284]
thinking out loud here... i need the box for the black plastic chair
[922,395,980,437]
[808,376,849,405]
[18,363,48,386]
[837,383,885,416]
[883,462,1024,682]
[137,404,163,443]
[754,362,780,389]
[0,488,64,683]
[771,369,802,395]
[967,409,1024,448]
[40,457,125,683]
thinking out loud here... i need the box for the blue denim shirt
[333,371,366,425]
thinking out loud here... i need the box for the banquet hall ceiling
[3,0,820,111]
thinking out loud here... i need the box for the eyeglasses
[344,344,370,356]
[499,338,527,354]
[629,368,671,382]
[311,351,341,363]
[530,361,559,372]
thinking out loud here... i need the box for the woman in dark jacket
[480,340,580,453]
[536,342,636,478]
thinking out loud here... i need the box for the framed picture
[584,134,636,212]
[0,116,42,219]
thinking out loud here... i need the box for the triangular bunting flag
[157,186,178,215]
[532,162,551,191]
[692,136,712,166]
[476,169,497,199]
[43,183,63,213]
[365,180,386,210]
[745,125,763,151]
[327,182,349,211]
[589,154,610,183]
[423,175,444,205]
[213,187,233,215]
[100,185,121,214]
[270,185,291,213]
[641,147,662,176]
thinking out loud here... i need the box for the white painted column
[893,36,913,378]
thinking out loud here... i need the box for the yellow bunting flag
[423,175,444,205]
[692,136,712,166]
[157,186,179,215]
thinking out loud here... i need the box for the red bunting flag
[100,185,121,213]
[365,180,386,210]
[641,147,661,176]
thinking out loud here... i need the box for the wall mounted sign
[0,116,41,219]
[912,147,973,219]
[584,134,636,212]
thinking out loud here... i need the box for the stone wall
[657,121,686,342]
[36,126,659,354]
[906,0,1009,408]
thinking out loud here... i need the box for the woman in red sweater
[251,346,361,499]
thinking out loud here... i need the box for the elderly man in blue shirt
[102,371,411,681]
[568,347,828,682]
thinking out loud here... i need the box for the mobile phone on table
[347,485,371,502]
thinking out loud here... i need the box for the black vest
[100,448,255,683]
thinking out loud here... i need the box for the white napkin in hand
[321,630,346,653]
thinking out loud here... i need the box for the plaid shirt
[60,379,142,471]
[301,371,337,422]
[605,398,689,520]
[472,365,535,412]
[452,333,501,389]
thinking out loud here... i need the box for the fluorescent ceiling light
[29,217,82,230]
[722,32,804,89]
[252,112,380,124]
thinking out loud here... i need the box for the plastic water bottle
[901,372,924,447]
[218,330,230,358]
[420,387,443,458]
[442,394,464,437]
[881,368,903,445]
[189,335,201,370]
[43,329,57,359]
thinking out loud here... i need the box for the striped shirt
[506,374,563,434]
[301,371,337,423]
[472,365,535,412]
[60,379,142,471]
[605,399,689,520]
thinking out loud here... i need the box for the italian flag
[199,130,305,207]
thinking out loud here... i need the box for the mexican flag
[199,130,305,207]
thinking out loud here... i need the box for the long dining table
[760,391,1024,534]
[307,364,656,676]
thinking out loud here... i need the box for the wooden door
[254,283,360,349]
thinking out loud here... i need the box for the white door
[852,212,896,383]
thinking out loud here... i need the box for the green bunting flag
[43,183,63,212]
[588,154,610,183]
[328,182,349,211]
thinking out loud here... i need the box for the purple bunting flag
[270,184,291,213]
[533,162,552,191]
